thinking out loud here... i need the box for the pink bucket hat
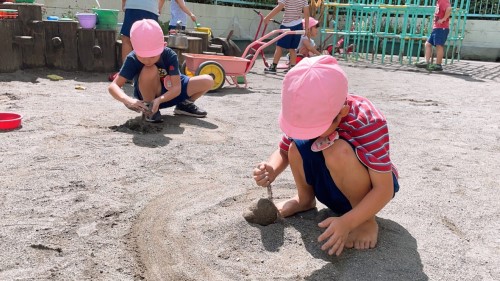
[302,17,319,29]
[279,56,348,139]
[130,19,165,57]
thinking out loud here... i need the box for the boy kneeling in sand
[253,56,399,256]
[108,19,213,122]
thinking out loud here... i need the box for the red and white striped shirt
[279,94,398,176]
[278,0,309,25]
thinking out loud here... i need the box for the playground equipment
[320,0,469,65]
[181,29,305,91]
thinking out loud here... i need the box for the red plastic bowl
[0,112,22,130]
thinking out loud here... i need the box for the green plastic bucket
[92,8,118,30]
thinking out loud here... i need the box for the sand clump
[243,198,279,226]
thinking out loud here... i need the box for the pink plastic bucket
[76,13,97,29]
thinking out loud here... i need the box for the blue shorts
[277,22,303,50]
[294,138,400,215]
[428,28,449,46]
[168,25,186,31]
[134,74,190,108]
[121,9,159,37]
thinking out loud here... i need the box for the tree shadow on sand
[109,114,218,148]
[264,208,428,281]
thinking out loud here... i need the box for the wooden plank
[0,20,22,73]
[77,28,95,72]
[21,20,45,68]
[44,20,78,71]
[93,29,117,72]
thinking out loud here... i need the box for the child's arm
[253,148,289,187]
[158,0,166,14]
[175,0,196,23]
[108,76,149,113]
[302,38,321,56]
[264,3,285,25]
[121,0,126,12]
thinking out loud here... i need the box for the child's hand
[253,162,274,187]
[125,99,148,113]
[317,216,351,256]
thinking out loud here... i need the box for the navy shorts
[294,138,400,215]
[134,74,190,108]
[277,22,303,50]
[168,25,186,31]
[428,28,449,46]
[121,9,159,37]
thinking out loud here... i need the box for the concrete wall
[460,20,500,61]
[36,0,500,61]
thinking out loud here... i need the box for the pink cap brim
[135,46,164,58]
[279,111,333,140]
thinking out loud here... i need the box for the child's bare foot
[345,217,378,250]
[275,196,315,218]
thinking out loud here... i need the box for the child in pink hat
[296,17,323,58]
[252,55,399,256]
[108,19,213,122]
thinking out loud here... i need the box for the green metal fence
[319,0,469,65]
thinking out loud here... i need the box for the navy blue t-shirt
[119,47,181,84]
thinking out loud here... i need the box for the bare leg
[137,65,162,102]
[435,45,444,65]
[424,41,432,63]
[121,36,133,65]
[272,46,283,65]
[323,139,378,250]
[276,143,316,218]
[186,74,213,101]
[288,49,297,66]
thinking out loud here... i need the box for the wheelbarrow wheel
[180,61,195,77]
[195,61,225,92]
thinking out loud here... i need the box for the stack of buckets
[92,8,119,30]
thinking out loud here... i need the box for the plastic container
[46,16,59,21]
[0,112,22,130]
[15,0,35,3]
[76,13,97,29]
[0,9,18,19]
[92,8,118,30]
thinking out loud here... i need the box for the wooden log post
[185,30,209,52]
[44,20,78,71]
[78,29,116,72]
[0,20,22,72]
[0,3,45,69]
[186,36,202,55]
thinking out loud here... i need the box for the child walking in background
[264,0,310,73]
[108,19,213,122]
[253,56,399,256]
[109,0,165,81]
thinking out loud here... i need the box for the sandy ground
[1,58,499,281]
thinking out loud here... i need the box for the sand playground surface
[1,59,499,280]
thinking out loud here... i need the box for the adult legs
[121,36,133,65]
